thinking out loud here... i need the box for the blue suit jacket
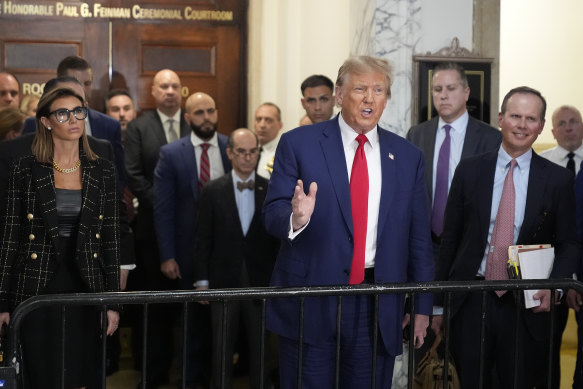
[153,134,231,288]
[23,109,126,188]
[263,117,435,356]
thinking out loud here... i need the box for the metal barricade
[2,278,581,389]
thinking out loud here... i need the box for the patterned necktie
[167,119,178,143]
[485,159,517,297]
[349,134,369,285]
[237,180,254,191]
[431,125,451,236]
[199,143,211,188]
[567,152,576,175]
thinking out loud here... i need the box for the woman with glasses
[0,87,120,389]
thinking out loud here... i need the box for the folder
[507,244,553,309]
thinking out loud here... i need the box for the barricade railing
[0,278,581,389]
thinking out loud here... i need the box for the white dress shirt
[289,113,381,268]
[257,133,281,180]
[539,143,583,175]
[232,170,255,236]
[157,109,182,143]
[190,132,225,181]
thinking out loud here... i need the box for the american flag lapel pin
[388,152,394,160]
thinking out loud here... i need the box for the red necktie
[349,134,369,285]
[485,159,517,297]
[199,143,210,188]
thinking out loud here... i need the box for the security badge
[265,156,274,175]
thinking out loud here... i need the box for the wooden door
[0,0,247,131]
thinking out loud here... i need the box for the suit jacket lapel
[320,120,353,233]
[249,177,268,235]
[218,135,232,173]
[223,174,243,236]
[478,152,498,245]
[153,112,169,146]
[32,162,60,250]
[422,118,439,201]
[518,153,546,243]
[461,117,482,159]
[376,128,397,238]
[177,138,200,200]
[77,157,101,252]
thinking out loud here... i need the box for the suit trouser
[574,308,583,388]
[277,294,395,389]
[210,299,267,389]
[450,290,550,389]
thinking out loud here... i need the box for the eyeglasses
[49,106,88,123]
[232,147,260,157]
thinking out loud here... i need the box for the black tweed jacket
[0,153,120,311]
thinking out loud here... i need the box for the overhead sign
[0,1,234,22]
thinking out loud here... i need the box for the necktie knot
[355,134,368,148]
[237,180,254,191]
[201,143,210,152]
[568,152,575,159]
[443,124,452,135]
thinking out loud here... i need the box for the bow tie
[237,180,254,191]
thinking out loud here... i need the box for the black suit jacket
[0,153,120,311]
[124,110,190,240]
[436,149,579,337]
[194,173,279,289]
[0,134,135,266]
[406,115,502,206]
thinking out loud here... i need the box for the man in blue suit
[263,56,434,388]
[153,91,231,388]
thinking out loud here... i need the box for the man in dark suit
[22,57,125,188]
[194,128,278,389]
[407,61,501,251]
[263,56,434,388]
[433,86,579,388]
[152,91,231,388]
[124,69,189,388]
[568,162,583,387]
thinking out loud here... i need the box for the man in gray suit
[407,62,501,252]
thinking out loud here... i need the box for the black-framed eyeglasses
[232,147,260,157]
[49,106,88,123]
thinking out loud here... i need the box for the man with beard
[153,91,231,389]
[124,69,191,388]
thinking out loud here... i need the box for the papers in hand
[508,244,553,309]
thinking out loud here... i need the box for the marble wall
[371,0,474,136]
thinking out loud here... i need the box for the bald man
[153,92,231,388]
[0,72,19,110]
[124,69,192,388]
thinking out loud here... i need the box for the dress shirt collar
[498,145,532,171]
[231,169,256,186]
[261,131,282,152]
[438,110,469,135]
[190,131,219,148]
[554,143,583,160]
[338,112,379,148]
[157,109,181,128]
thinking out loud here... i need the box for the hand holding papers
[507,244,554,309]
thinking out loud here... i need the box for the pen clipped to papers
[507,244,554,309]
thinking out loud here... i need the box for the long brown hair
[32,87,97,163]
